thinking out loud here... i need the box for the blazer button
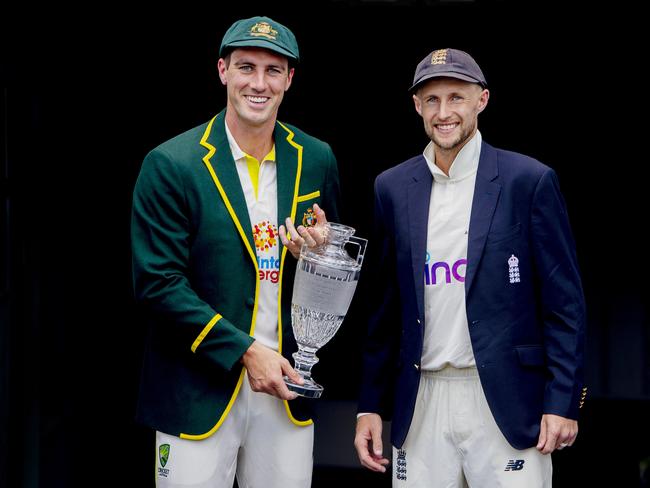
[246,297,255,309]
[417,319,421,325]
[414,364,420,370]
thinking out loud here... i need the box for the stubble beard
[426,119,477,151]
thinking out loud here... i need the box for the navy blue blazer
[358,141,586,450]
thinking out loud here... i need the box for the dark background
[2,1,648,487]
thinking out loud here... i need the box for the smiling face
[413,77,489,154]
[218,47,294,130]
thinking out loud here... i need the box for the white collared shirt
[421,130,482,370]
[225,123,280,350]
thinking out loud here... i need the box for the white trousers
[392,366,552,488]
[155,374,314,488]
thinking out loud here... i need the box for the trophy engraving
[284,222,367,398]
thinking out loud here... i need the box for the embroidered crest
[508,254,520,284]
[396,448,407,481]
[249,22,278,40]
[430,49,449,65]
[302,208,317,227]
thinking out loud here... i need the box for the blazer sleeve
[131,148,254,371]
[357,176,401,418]
[531,168,586,419]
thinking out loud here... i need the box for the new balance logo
[504,459,525,471]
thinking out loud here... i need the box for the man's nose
[438,100,450,119]
[249,70,266,91]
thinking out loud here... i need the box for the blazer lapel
[273,121,303,346]
[199,112,256,263]
[465,142,501,294]
[407,157,433,320]
[274,121,302,257]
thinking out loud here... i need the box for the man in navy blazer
[354,49,586,487]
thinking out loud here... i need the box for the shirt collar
[423,130,481,183]
[224,121,276,163]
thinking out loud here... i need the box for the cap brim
[220,39,298,61]
[409,72,485,92]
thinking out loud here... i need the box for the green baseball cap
[219,16,300,62]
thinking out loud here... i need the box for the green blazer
[131,111,340,439]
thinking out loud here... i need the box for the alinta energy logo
[424,252,467,285]
[253,220,278,252]
[253,220,280,283]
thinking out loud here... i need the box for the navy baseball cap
[409,48,487,92]
[219,16,300,62]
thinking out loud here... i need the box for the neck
[433,128,477,176]
[226,113,275,161]
[433,147,460,176]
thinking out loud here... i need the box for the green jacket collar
[199,111,303,266]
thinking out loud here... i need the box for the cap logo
[249,22,278,40]
[430,49,448,65]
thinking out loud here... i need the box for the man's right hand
[279,203,329,260]
[241,341,303,400]
[354,413,390,472]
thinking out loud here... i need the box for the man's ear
[413,94,422,116]
[477,88,490,114]
[285,67,295,92]
[217,58,228,86]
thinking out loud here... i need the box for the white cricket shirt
[225,123,280,350]
[421,131,481,370]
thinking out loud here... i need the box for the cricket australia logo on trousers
[395,449,407,481]
[158,443,170,478]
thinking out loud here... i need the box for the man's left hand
[279,203,328,259]
[536,414,578,454]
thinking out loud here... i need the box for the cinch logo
[424,252,467,285]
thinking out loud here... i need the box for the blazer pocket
[515,345,546,367]
[296,190,321,203]
[486,222,521,246]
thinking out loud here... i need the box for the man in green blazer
[131,16,340,488]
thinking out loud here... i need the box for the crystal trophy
[284,222,367,398]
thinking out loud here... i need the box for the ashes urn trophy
[284,222,367,398]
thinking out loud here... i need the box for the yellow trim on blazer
[276,121,313,427]
[199,116,261,335]
[296,190,320,202]
[283,400,313,426]
[191,314,223,353]
[182,115,261,439]
[180,369,246,440]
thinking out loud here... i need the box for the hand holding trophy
[284,222,367,398]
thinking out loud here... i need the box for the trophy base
[284,376,323,398]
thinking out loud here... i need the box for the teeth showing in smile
[436,123,458,131]
[246,96,269,104]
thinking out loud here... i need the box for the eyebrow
[233,59,286,71]
[424,90,467,98]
